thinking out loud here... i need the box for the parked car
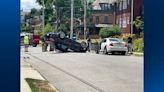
[31,35,40,47]
[43,32,88,52]
[98,38,128,55]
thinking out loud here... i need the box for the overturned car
[42,32,88,52]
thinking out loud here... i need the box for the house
[114,0,143,34]
[30,16,43,34]
[85,0,116,38]
[81,0,143,38]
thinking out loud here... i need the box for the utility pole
[131,0,134,36]
[42,0,45,35]
[84,0,87,40]
[70,0,74,39]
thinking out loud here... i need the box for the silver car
[99,38,128,55]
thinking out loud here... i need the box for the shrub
[99,25,121,38]
[133,38,144,52]
[122,34,141,42]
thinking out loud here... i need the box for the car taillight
[109,43,113,46]
[125,44,128,47]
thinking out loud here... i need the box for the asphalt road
[22,47,143,92]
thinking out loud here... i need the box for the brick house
[87,0,143,37]
[86,0,115,38]
[114,0,143,34]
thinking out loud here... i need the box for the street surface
[22,47,143,92]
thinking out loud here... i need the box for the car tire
[111,52,115,55]
[96,50,99,54]
[32,43,37,47]
[59,31,65,39]
[121,51,126,55]
[103,46,108,55]
[81,41,87,48]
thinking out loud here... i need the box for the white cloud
[21,0,41,12]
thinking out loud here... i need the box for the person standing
[87,36,92,52]
[41,35,48,52]
[24,35,29,52]
[127,36,133,54]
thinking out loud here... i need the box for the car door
[100,39,107,51]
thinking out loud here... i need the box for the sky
[21,0,41,12]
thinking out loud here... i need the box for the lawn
[25,78,56,92]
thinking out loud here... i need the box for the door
[100,39,107,51]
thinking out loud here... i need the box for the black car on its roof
[43,32,88,52]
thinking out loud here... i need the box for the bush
[133,38,144,52]
[122,34,141,42]
[99,25,121,38]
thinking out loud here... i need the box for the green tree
[21,24,31,32]
[99,25,121,38]
[133,16,144,31]
[36,0,92,34]
[43,23,54,34]
[36,0,56,25]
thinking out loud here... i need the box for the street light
[84,0,87,40]
[130,0,134,36]
[70,0,74,39]
[42,0,45,35]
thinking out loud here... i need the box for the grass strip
[25,78,56,92]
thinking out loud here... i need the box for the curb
[133,52,144,56]
[35,69,59,92]
[22,57,59,92]
[48,83,60,92]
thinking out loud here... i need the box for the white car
[99,38,128,55]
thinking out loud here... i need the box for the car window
[109,39,119,42]
[102,39,106,43]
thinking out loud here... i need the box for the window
[119,2,122,11]
[104,16,109,24]
[116,19,118,24]
[119,0,128,10]
[96,16,99,24]
[127,17,130,24]
[127,0,130,5]
[103,39,106,43]
[119,18,122,27]
[109,39,119,42]
[123,0,128,9]
[100,3,110,10]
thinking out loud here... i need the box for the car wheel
[32,43,37,47]
[111,52,115,55]
[81,41,87,48]
[103,47,108,55]
[121,51,126,55]
[96,50,99,54]
[59,31,65,39]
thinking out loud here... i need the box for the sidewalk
[21,56,45,92]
